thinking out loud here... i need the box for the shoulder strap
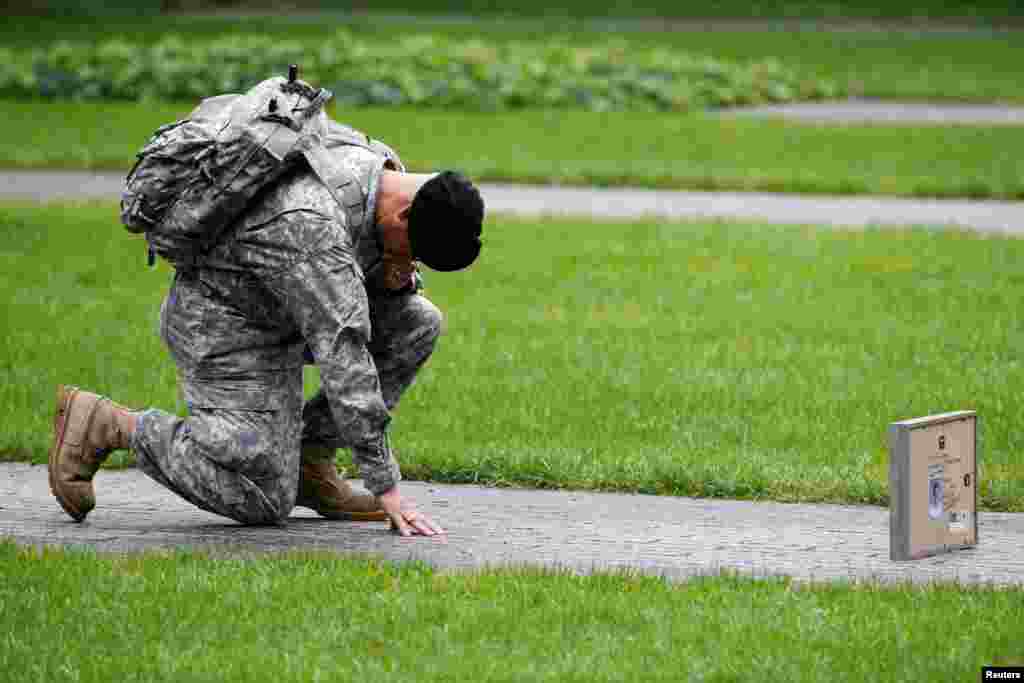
[300,141,367,231]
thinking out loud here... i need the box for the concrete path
[726,100,1024,126]
[4,170,1024,234]
[3,463,1022,585]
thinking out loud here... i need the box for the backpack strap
[300,141,368,232]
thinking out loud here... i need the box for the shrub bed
[0,30,839,111]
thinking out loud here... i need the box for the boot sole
[48,384,87,522]
[335,510,388,522]
[295,504,389,522]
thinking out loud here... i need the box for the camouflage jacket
[192,135,407,494]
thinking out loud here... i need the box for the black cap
[407,171,484,272]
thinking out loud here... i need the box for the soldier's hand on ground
[377,485,445,537]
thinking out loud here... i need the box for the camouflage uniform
[132,141,442,525]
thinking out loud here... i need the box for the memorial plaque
[890,411,978,561]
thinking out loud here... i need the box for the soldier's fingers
[389,514,412,537]
[413,521,436,536]
[402,512,431,536]
[419,515,445,535]
[410,514,444,536]
[399,511,429,536]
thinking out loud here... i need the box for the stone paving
[3,170,1024,234]
[725,100,1024,126]
[3,464,1022,585]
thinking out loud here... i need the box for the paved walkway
[726,100,1024,126]
[3,463,1022,585]
[4,170,1024,234]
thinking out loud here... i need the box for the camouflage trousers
[132,273,442,525]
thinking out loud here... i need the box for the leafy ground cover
[1,14,1021,103]
[3,100,1022,199]
[1,542,1021,683]
[0,31,836,110]
[2,202,1022,510]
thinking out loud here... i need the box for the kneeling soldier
[49,138,484,536]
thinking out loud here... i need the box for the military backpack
[121,66,376,269]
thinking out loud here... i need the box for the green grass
[1,14,1021,103]
[1,542,1021,682]
[4,100,1024,199]
[2,201,1023,510]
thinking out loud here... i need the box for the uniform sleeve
[265,236,401,495]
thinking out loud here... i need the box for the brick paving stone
[3,463,1022,585]
[3,170,1024,234]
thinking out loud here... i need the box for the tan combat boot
[49,385,135,522]
[296,445,387,522]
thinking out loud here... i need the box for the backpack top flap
[229,76,332,162]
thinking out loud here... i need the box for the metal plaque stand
[890,411,978,561]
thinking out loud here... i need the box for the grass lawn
[2,201,1022,511]
[2,14,1022,104]
[4,100,1024,200]
[1,542,1021,682]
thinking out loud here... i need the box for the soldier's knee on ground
[232,477,297,526]
[186,412,301,526]
[253,455,299,525]
[264,486,298,525]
